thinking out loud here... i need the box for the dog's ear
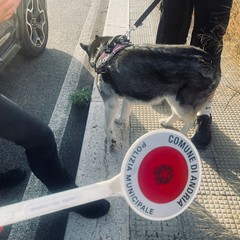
[95,35,100,39]
[80,43,89,54]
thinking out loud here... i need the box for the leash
[126,0,161,37]
[96,0,161,74]
[107,0,161,47]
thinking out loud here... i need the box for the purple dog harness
[95,35,131,74]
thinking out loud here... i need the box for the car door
[0,14,17,58]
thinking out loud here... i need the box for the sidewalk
[64,0,240,239]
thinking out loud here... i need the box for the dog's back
[107,44,220,109]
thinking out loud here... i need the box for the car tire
[20,0,48,57]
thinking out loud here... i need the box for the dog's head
[80,35,112,69]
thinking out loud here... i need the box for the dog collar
[95,38,131,74]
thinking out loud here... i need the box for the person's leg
[0,94,110,218]
[190,0,232,149]
[156,0,194,44]
[191,0,233,68]
[0,94,67,191]
[0,168,26,189]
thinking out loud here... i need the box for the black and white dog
[81,35,220,147]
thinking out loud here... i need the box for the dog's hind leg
[160,113,179,129]
[164,96,195,136]
[104,94,120,148]
[177,109,196,136]
[115,98,133,128]
[180,117,195,136]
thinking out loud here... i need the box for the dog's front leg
[104,95,120,148]
[115,98,132,128]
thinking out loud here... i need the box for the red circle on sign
[138,146,188,204]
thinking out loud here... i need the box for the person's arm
[0,0,21,23]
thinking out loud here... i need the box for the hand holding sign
[0,130,201,226]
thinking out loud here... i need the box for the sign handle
[0,175,122,227]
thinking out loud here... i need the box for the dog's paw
[106,133,117,150]
[159,118,173,128]
[107,139,118,152]
[114,118,129,129]
[105,137,117,152]
[110,138,117,147]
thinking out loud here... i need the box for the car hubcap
[26,0,46,47]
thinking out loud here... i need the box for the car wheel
[20,0,48,57]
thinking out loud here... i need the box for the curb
[64,0,130,239]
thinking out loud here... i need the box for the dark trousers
[0,94,72,192]
[156,0,233,69]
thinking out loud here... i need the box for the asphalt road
[0,0,108,239]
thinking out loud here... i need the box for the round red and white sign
[121,129,201,221]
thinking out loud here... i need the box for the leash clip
[125,0,161,38]
[125,25,137,39]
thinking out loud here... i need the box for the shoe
[69,199,110,218]
[53,171,110,218]
[192,115,212,150]
[0,168,27,189]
